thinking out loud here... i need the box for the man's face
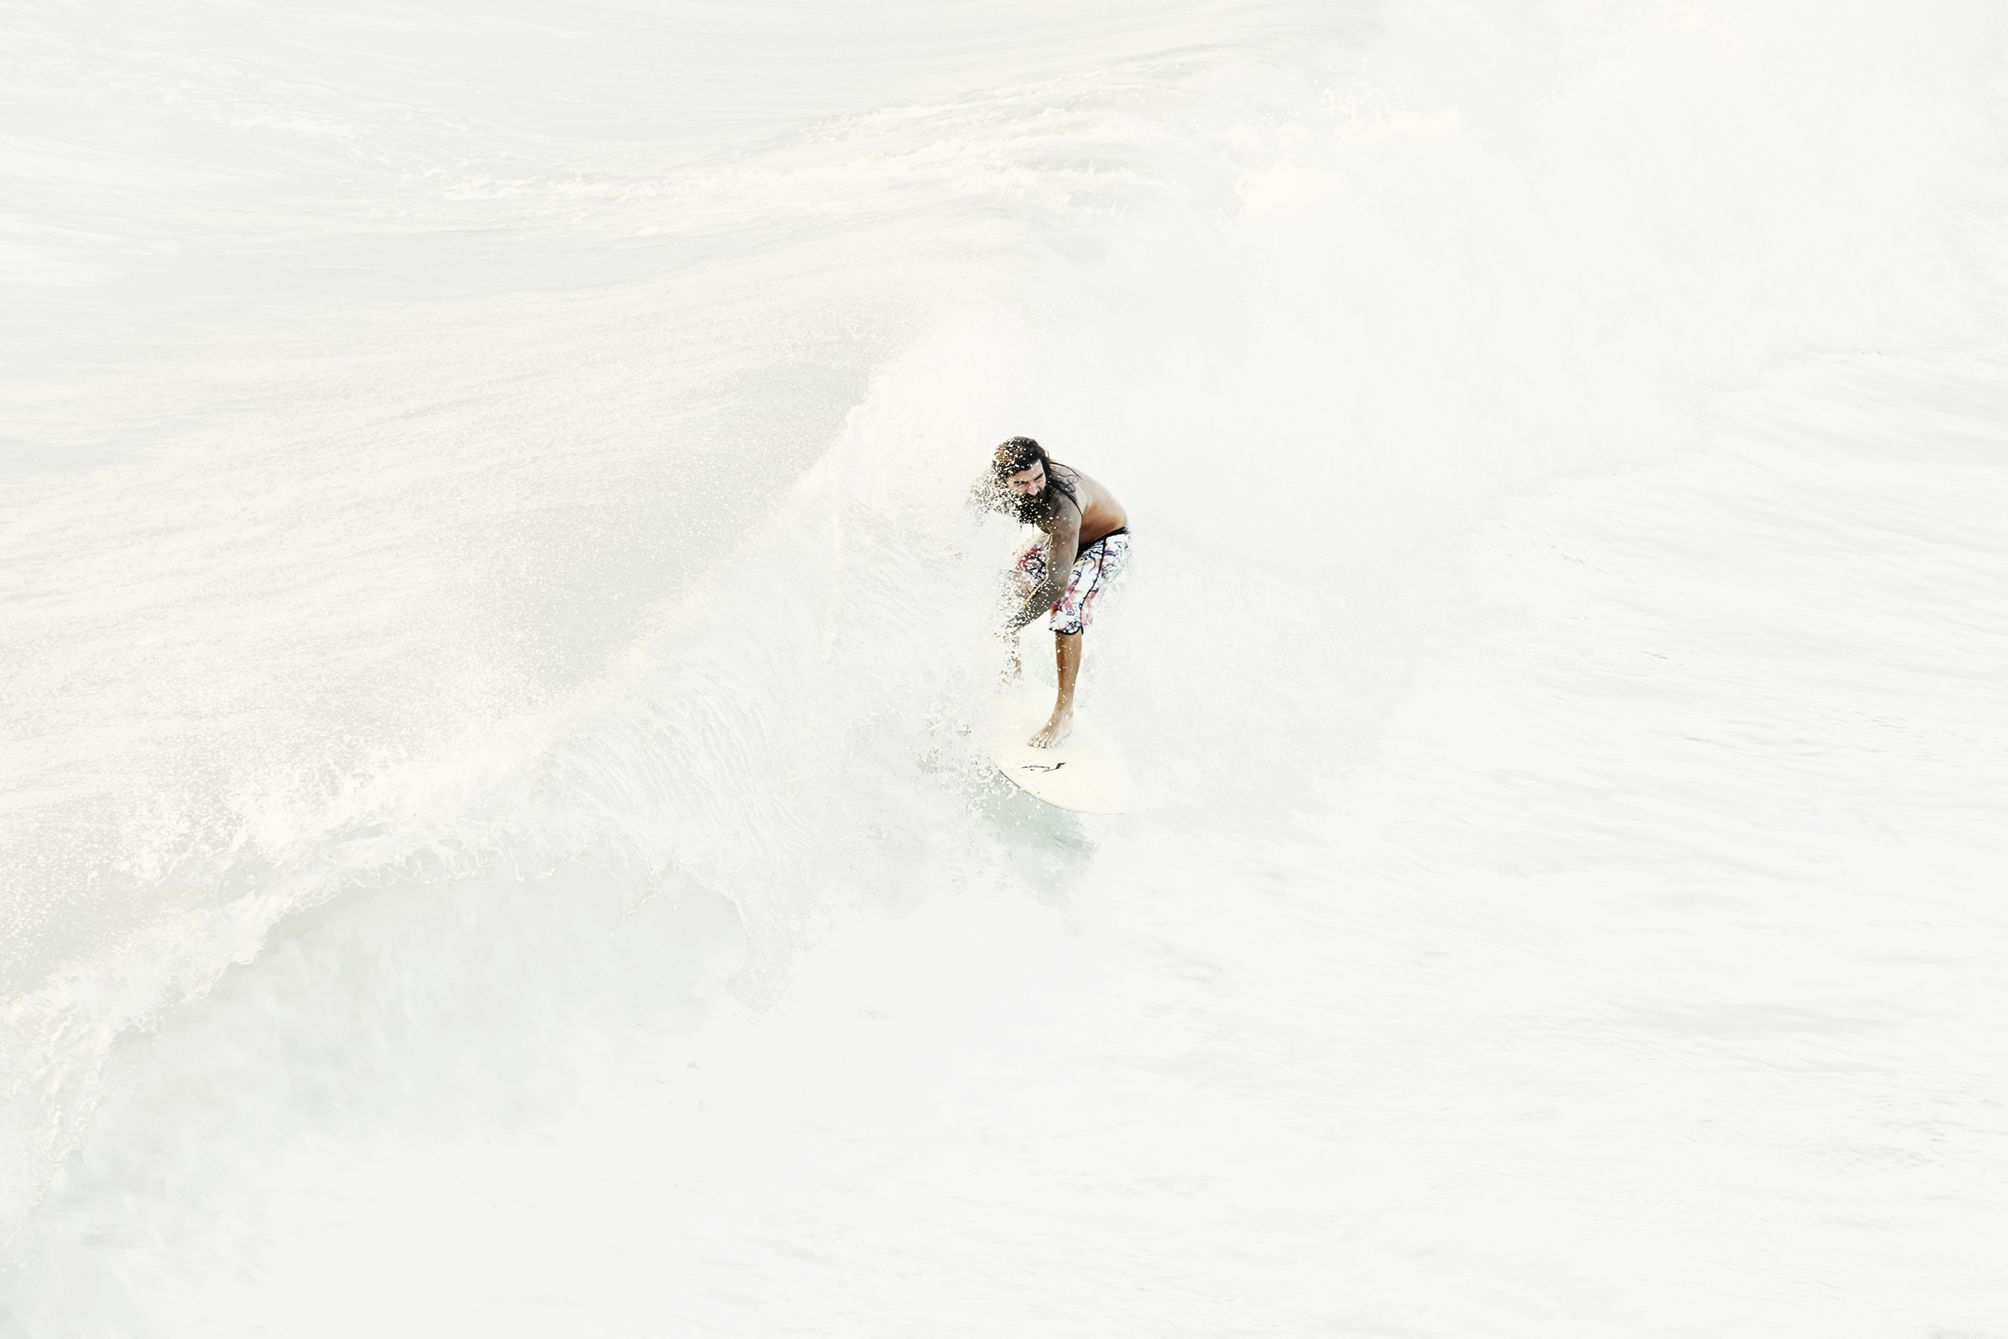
[1005,463,1046,497]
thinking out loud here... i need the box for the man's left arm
[1010,509,1081,631]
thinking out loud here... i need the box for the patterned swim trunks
[1014,529,1133,635]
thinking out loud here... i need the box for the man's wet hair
[992,436,1047,480]
[992,436,1079,526]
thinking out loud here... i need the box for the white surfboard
[991,695,1134,814]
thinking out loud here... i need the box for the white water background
[3,1,2006,1333]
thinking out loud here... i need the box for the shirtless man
[982,436,1132,748]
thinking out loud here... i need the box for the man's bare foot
[1028,712,1073,749]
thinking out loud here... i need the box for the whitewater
[4,0,2006,1334]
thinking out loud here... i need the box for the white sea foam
[2,1,2004,1333]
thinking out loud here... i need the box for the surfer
[981,436,1132,748]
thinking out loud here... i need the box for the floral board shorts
[1014,529,1132,635]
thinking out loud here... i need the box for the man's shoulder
[1045,492,1084,535]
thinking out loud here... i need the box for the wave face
[2,0,2003,1326]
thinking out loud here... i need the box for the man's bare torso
[1050,465,1127,546]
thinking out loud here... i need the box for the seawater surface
[3,1,2005,1334]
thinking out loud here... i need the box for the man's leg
[1029,630,1082,748]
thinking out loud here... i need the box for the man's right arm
[966,475,999,514]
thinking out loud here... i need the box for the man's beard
[1011,487,1058,526]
